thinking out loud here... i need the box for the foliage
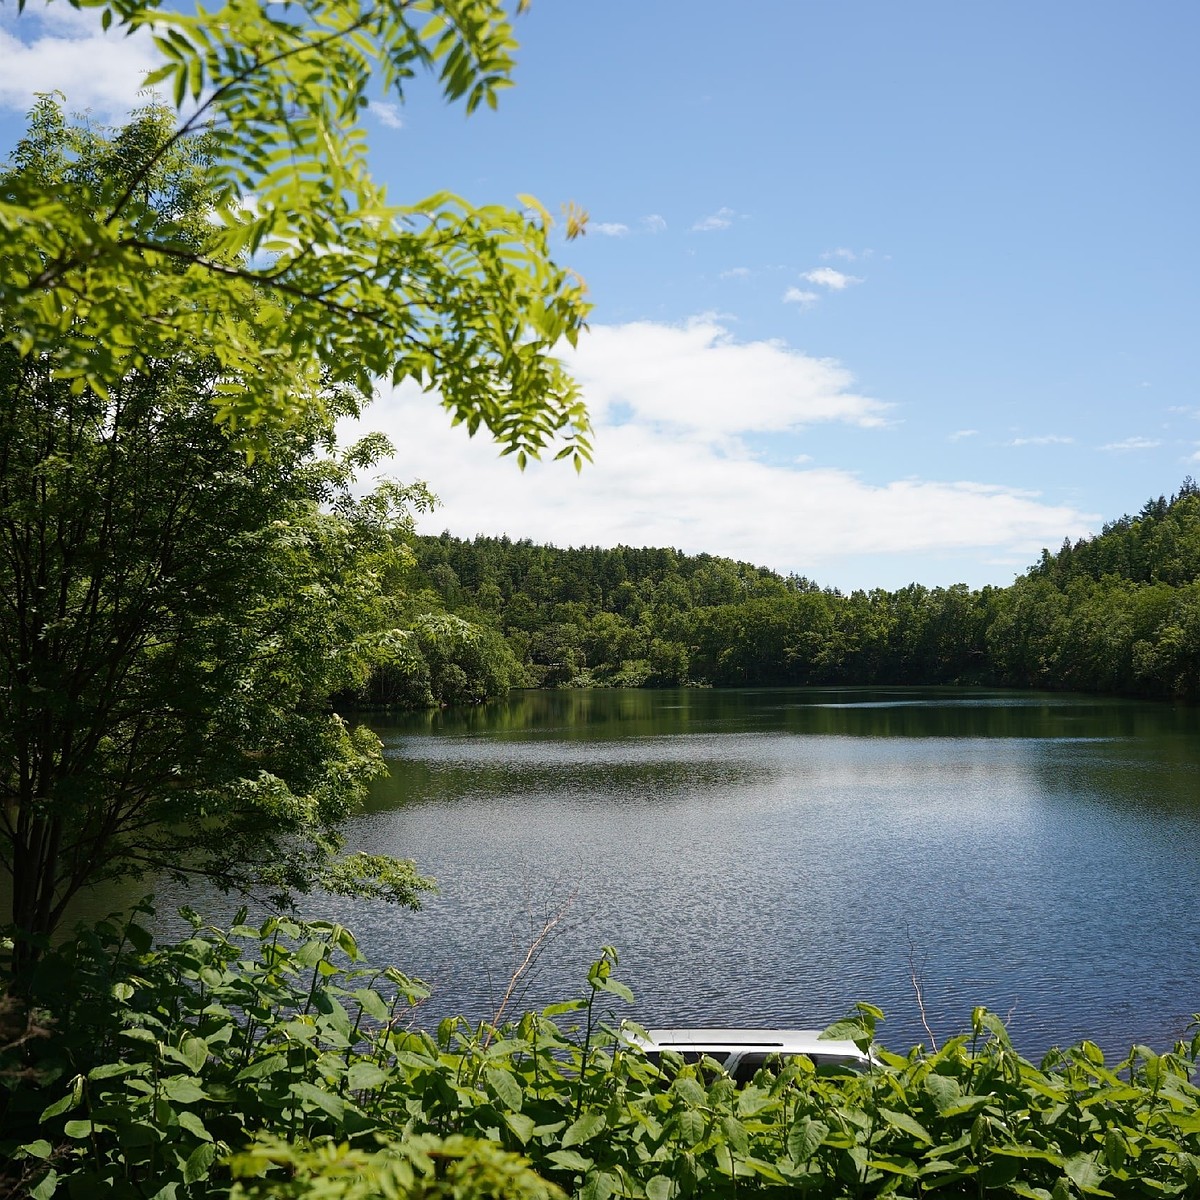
[1,1,591,461]
[0,103,441,945]
[403,484,1200,700]
[228,1134,565,1200]
[5,910,1200,1199]
[352,613,525,709]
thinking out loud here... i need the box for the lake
[305,686,1200,1060]
[56,686,1200,1060]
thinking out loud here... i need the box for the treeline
[383,480,1200,702]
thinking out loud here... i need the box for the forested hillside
[370,480,1200,703]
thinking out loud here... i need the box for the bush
[3,910,1199,1199]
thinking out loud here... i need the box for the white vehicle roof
[630,1027,871,1063]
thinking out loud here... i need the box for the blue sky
[3,1,1198,590]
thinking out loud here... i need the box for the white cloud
[720,266,751,279]
[948,429,979,441]
[691,206,736,232]
[802,267,862,290]
[371,101,403,129]
[342,318,1096,587]
[1100,436,1161,451]
[782,287,819,308]
[591,222,630,237]
[559,317,887,436]
[0,4,162,120]
[1008,435,1074,447]
[822,247,875,263]
[642,214,667,234]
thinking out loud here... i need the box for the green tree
[0,0,590,462]
[0,105,431,950]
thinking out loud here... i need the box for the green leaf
[179,1036,208,1073]
[29,1170,58,1200]
[88,1061,140,1081]
[720,1114,750,1154]
[41,1075,84,1120]
[547,1149,593,1173]
[674,1108,706,1146]
[178,1110,212,1142]
[125,922,154,953]
[868,1154,921,1178]
[646,1176,673,1200]
[503,1111,535,1145]
[18,1139,53,1159]
[671,1077,706,1106]
[787,1117,829,1163]
[924,1072,962,1113]
[1064,1153,1108,1194]
[290,1080,347,1121]
[880,1107,933,1144]
[161,1076,209,1103]
[235,1054,289,1082]
[347,1061,388,1091]
[485,1065,523,1112]
[183,1141,218,1186]
[562,1111,606,1147]
[353,988,391,1021]
[579,1171,618,1200]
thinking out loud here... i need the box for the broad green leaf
[547,1149,593,1173]
[503,1111,535,1145]
[787,1117,829,1163]
[579,1171,618,1200]
[290,1080,347,1121]
[347,1061,388,1091]
[41,1075,83,1120]
[562,1111,606,1147]
[720,1114,750,1154]
[485,1065,523,1112]
[178,1111,212,1142]
[353,988,391,1021]
[880,1107,933,1143]
[646,1176,673,1200]
[1064,1152,1108,1194]
[29,1170,58,1200]
[671,1077,706,1106]
[162,1076,209,1103]
[674,1108,706,1147]
[183,1142,218,1186]
[924,1072,962,1113]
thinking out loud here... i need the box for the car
[626,1027,874,1084]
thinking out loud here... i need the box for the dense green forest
[356,481,1200,706]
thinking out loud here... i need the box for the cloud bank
[344,318,1096,588]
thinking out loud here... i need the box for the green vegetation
[0,101,452,949]
[4,910,1199,1199]
[1,0,590,460]
[402,481,1200,700]
[2,8,1198,1197]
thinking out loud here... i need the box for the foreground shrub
[2,910,1199,1198]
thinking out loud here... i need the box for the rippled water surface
[308,687,1200,1058]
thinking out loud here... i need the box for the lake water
[305,687,1200,1060]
